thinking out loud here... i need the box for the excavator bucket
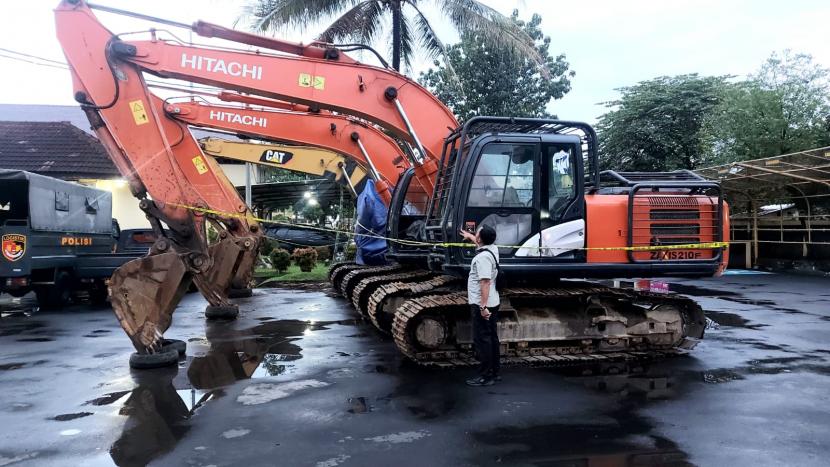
[231,246,257,290]
[109,252,192,353]
[191,236,258,306]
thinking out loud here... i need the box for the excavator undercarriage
[330,266,706,367]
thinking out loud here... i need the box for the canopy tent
[696,146,830,269]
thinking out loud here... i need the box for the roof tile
[0,121,119,180]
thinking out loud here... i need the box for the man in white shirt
[459,224,501,386]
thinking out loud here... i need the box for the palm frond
[407,1,462,92]
[317,1,384,44]
[398,15,416,70]
[405,1,445,59]
[437,0,546,76]
[239,0,359,34]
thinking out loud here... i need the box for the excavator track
[391,283,705,368]
[329,262,364,296]
[366,274,461,333]
[327,262,355,282]
[338,264,404,301]
[350,269,436,312]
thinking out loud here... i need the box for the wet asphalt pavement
[1,271,829,467]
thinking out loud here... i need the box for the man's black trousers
[471,304,500,378]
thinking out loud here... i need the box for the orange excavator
[55,1,728,368]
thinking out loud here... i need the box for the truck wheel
[7,288,30,298]
[228,288,253,299]
[35,271,72,309]
[205,304,239,320]
[89,280,109,305]
[129,349,179,369]
[161,338,187,357]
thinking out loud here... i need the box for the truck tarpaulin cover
[354,180,388,265]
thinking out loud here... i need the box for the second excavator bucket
[109,252,192,353]
[192,235,259,305]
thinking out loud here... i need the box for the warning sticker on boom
[128,99,149,125]
[298,73,325,90]
[192,155,208,174]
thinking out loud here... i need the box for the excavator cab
[418,117,599,278]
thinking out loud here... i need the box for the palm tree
[241,0,541,73]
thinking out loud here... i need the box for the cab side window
[547,146,576,220]
[468,143,535,208]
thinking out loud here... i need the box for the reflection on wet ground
[473,410,691,466]
[705,310,767,329]
[187,318,358,388]
[108,367,194,466]
[1,274,830,466]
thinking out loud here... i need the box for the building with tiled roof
[0,121,119,180]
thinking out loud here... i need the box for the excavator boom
[162,95,410,203]
[200,137,369,198]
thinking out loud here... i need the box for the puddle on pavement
[16,337,55,342]
[108,366,196,467]
[84,391,131,406]
[0,320,47,337]
[715,296,805,314]
[0,360,48,371]
[705,310,766,329]
[471,408,690,466]
[187,319,354,389]
[669,283,740,297]
[51,412,93,421]
[99,317,358,466]
[549,361,687,403]
[348,397,371,414]
[703,368,745,384]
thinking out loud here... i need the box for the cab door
[523,141,585,260]
[458,137,541,263]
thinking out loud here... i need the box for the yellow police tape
[169,202,729,252]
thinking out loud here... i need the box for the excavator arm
[200,137,369,198]
[56,3,263,354]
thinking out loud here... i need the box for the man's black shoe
[466,376,494,387]
[494,375,502,382]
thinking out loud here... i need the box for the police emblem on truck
[2,234,26,262]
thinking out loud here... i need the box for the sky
[0,0,829,123]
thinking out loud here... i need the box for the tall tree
[241,0,541,72]
[702,50,830,163]
[419,10,573,121]
[596,74,728,172]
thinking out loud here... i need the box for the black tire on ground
[205,304,239,320]
[161,338,187,356]
[227,288,253,299]
[129,349,179,369]
[34,270,72,309]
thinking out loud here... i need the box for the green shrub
[269,248,291,273]
[345,243,357,261]
[314,246,331,263]
[259,238,275,257]
[291,247,318,272]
